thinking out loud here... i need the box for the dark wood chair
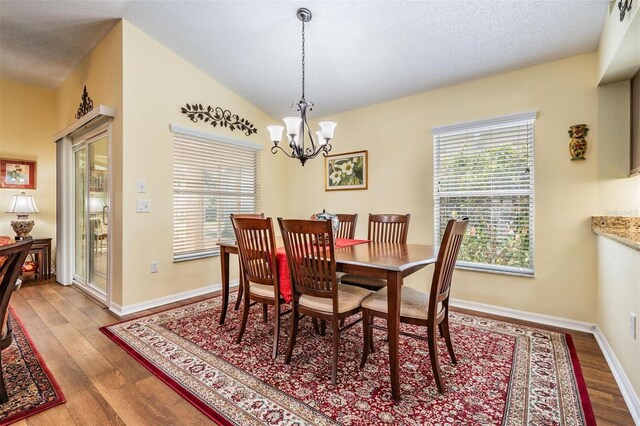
[360,218,469,393]
[341,213,411,290]
[231,216,286,359]
[230,213,265,311]
[278,218,372,384]
[0,239,33,403]
[335,213,358,239]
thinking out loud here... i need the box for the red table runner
[276,238,369,302]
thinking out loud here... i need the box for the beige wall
[0,79,57,246]
[119,21,285,306]
[54,21,124,301]
[285,53,600,322]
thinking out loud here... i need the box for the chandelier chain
[301,20,306,101]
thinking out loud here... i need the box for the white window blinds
[172,125,262,262]
[433,111,536,275]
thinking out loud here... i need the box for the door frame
[54,106,114,307]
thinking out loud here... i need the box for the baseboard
[593,326,640,425]
[109,279,239,317]
[449,298,596,333]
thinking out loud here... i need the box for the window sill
[456,265,535,278]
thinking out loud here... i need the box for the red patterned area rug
[101,297,595,425]
[0,309,65,425]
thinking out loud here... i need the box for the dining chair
[360,218,469,393]
[230,213,265,311]
[0,239,33,403]
[231,216,286,359]
[340,213,411,290]
[278,218,373,385]
[335,213,358,239]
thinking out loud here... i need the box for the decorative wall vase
[568,124,588,161]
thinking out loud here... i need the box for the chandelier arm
[271,144,297,159]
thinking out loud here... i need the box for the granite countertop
[591,216,640,252]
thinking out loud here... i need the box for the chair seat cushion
[248,282,277,299]
[362,286,441,320]
[339,274,387,289]
[299,284,373,314]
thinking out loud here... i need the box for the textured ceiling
[0,1,609,119]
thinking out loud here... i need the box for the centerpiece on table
[310,210,339,245]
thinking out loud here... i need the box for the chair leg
[0,355,7,404]
[235,290,251,344]
[285,307,299,364]
[428,323,444,393]
[234,275,244,311]
[440,316,457,364]
[272,302,281,360]
[360,310,370,369]
[320,320,327,336]
[312,318,321,335]
[262,304,268,323]
[369,314,375,353]
[331,317,340,385]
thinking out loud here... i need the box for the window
[172,125,262,261]
[433,111,536,275]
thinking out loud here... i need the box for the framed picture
[325,150,368,191]
[0,158,36,189]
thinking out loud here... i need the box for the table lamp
[6,192,39,238]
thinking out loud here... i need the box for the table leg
[387,271,402,401]
[219,248,231,325]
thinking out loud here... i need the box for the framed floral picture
[325,150,368,191]
[0,158,36,189]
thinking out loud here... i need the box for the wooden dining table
[216,240,437,401]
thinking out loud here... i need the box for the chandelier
[267,8,337,166]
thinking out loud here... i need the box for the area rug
[0,309,65,425]
[101,296,595,425]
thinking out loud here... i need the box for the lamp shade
[267,125,284,143]
[319,121,337,139]
[6,192,39,214]
[283,116,302,136]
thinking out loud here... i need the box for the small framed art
[0,158,36,189]
[324,150,368,191]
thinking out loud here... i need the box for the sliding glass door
[72,131,109,303]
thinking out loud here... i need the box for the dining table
[216,239,437,401]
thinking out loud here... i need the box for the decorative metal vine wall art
[75,85,94,119]
[181,103,258,136]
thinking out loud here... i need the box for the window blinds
[433,111,536,275]
[172,126,261,261]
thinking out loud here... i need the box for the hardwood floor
[8,280,635,425]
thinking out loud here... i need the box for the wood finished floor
[8,280,635,425]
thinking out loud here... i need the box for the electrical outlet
[136,199,151,213]
[150,261,159,273]
[137,179,146,193]
[630,313,637,340]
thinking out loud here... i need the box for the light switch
[137,180,146,193]
[136,199,151,213]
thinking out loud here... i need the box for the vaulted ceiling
[0,1,609,118]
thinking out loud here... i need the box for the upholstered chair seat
[299,284,372,314]
[362,286,443,320]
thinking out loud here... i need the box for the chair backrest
[335,213,358,239]
[428,218,469,320]
[0,239,33,341]
[278,218,338,303]
[231,217,278,291]
[368,214,411,243]
[230,213,265,219]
